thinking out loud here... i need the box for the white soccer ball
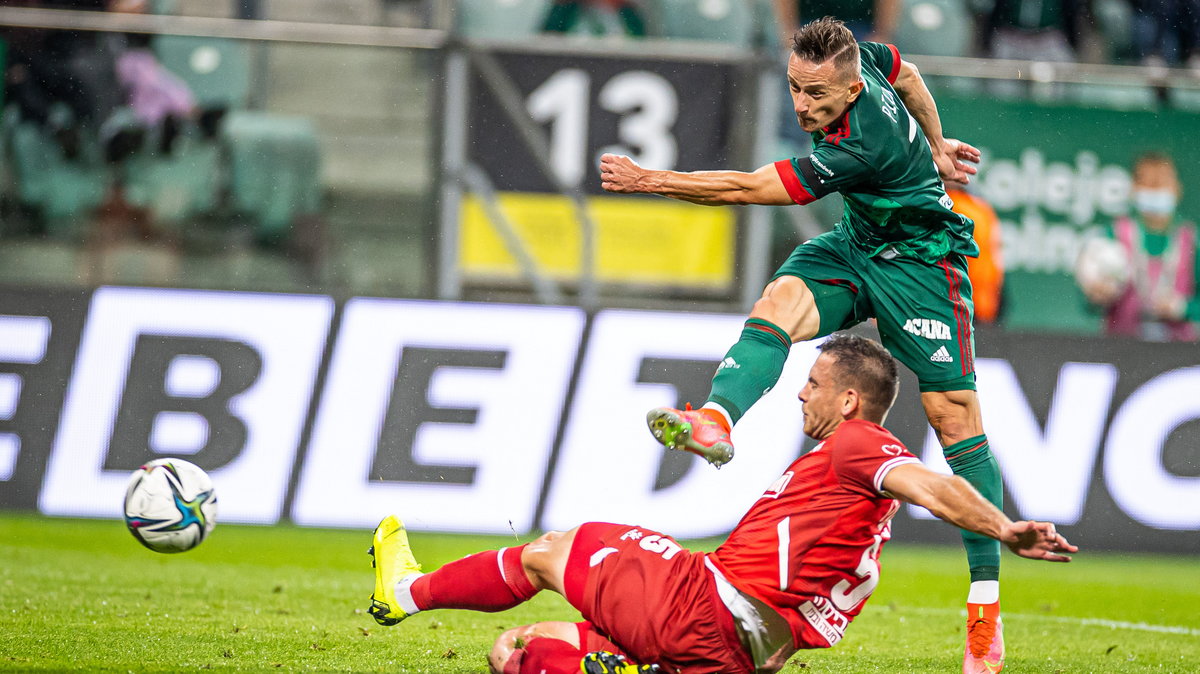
[1075,236,1131,289]
[124,458,217,554]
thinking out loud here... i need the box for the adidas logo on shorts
[929,346,954,363]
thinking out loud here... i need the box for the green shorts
[773,229,977,392]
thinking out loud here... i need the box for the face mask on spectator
[1133,189,1177,216]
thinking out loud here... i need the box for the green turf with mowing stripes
[1,513,1196,672]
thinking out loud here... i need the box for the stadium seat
[894,0,971,57]
[152,35,251,109]
[3,107,109,236]
[1071,83,1157,112]
[221,111,322,242]
[656,0,757,47]
[1092,0,1136,64]
[153,33,322,240]
[1168,88,1200,112]
[122,130,221,226]
[456,0,551,39]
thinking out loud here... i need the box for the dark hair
[791,17,860,83]
[818,333,899,422]
[1134,151,1175,171]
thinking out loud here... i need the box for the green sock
[943,434,1002,582]
[707,318,791,425]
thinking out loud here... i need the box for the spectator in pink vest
[1079,152,1199,342]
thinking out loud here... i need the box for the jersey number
[829,533,884,612]
[639,534,682,561]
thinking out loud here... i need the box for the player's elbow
[725,173,788,206]
[723,189,759,206]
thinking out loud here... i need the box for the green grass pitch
[1,513,1197,672]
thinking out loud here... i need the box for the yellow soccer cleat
[581,651,662,674]
[367,515,423,626]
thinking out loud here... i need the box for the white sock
[393,573,425,615]
[967,580,1000,605]
[700,402,734,429]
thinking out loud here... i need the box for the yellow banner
[459,192,734,288]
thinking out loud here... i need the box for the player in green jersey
[600,17,1004,674]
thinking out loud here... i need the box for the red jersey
[710,419,920,649]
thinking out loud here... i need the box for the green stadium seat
[1092,0,1136,63]
[894,0,971,57]
[152,35,251,109]
[1168,88,1200,112]
[153,33,321,240]
[123,131,221,226]
[656,0,757,47]
[456,0,551,39]
[221,111,322,242]
[1072,83,1157,112]
[4,108,109,236]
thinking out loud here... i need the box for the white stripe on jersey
[873,456,922,494]
[776,517,790,591]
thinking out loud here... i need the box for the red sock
[409,545,537,612]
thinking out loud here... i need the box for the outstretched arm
[599,153,795,206]
[882,463,1077,562]
[891,60,981,185]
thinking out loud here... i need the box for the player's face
[1132,160,1181,224]
[787,54,863,133]
[797,353,849,440]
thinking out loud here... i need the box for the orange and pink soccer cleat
[645,404,734,468]
[963,602,1004,674]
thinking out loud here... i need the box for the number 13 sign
[459,48,744,290]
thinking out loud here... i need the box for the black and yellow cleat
[367,515,422,626]
[581,651,662,674]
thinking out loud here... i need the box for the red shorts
[562,522,754,674]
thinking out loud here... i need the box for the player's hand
[933,138,981,186]
[1001,521,1077,562]
[1151,291,1186,320]
[1081,278,1124,306]
[600,153,645,194]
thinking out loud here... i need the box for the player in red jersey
[366,334,1076,674]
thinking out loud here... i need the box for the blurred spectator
[542,0,647,37]
[984,0,1082,63]
[948,187,1005,324]
[2,0,125,159]
[1077,152,1199,341]
[1130,0,1200,68]
[771,0,900,44]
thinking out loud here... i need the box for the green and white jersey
[774,42,978,263]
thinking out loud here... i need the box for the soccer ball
[123,458,217,554]
[1075,236,1131,290]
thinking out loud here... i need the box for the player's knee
[521,528,574,585]
[922,389,982,443]
[522,530,560,571]
[752,278,818,340]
